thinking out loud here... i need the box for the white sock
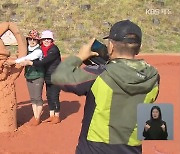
[50,110,55,117]
[54,112,59,117]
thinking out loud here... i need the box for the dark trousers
[46,83,61,112]
[76,135,142,154]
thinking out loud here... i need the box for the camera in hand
[83,39,109,65]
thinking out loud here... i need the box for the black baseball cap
[103,20,142,44]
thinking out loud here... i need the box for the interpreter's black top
[143,119,168,140]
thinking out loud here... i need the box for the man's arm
[51,38,101,96]
[51,55,103,96]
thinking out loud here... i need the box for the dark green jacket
[25,48,44,80]
[51,56,160,154]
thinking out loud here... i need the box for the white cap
[41,30,54,40]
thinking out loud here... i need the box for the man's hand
[145,123,151,131]
[77,38,99,61]
[19,60,33,66]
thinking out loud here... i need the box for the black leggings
[46,83,61,112]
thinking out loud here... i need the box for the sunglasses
[41,38,52,41]
[27,38,38,41]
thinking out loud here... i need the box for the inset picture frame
[137,103,173,140]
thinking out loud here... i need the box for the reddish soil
[0,54,180,154]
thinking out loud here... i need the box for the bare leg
[36,105,43,119]
[29,104,37,125]
[31,104,42,126]
[32,104,37,118]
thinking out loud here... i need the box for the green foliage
[0,0,179,54]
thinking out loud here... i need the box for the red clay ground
[0,54,180,154]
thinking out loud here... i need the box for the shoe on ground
[42,116,54,123]
[50,116,61,124]
[31,118,41,126]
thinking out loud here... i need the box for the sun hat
[103,20,142,44]
[27,29,40,40]
[41,30,54,40]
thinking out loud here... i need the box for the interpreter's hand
[19,60,33,66]
[77,38,99,61]
[145,124,151,131]
[161,124,166,132]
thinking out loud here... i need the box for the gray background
[137,103,173,140]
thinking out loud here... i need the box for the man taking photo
[52,20,160,154]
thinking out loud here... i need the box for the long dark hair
[150,106,162,120]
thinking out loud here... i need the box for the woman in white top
[11,30,44,126]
